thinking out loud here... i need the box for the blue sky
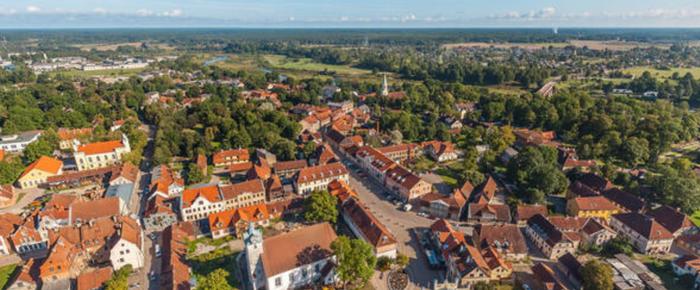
[1,0,700,28]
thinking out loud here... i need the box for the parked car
[154,244,162,257]
[403,203,413,211]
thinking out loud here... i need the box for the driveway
[0,187,44,214]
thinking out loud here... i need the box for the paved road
[130,123,158,289]
[346,167,442,290]
[1,188,43,214]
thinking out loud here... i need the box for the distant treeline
[6,28,700,47]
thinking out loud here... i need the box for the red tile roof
[613,212,674,240]
[261,223,337,277]
[341,197,397,249]
[570,196,619,211]
[516,204,547,221]
[69,197,120,222]
[212,149,250,165]
[76,267,112,290]
[220,179,265,200]
[296,162,348,184]
[646,205,694,235]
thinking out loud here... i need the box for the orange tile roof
[76,140,124,155]
[0,149,4,161]
[20,156,63,178]
[77,267,112,290]
[69,197,120,222]
[181,185,221,208]
[571,196,619,212]
[57,127,93,141]
[212,149,250,165]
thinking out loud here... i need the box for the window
[275,277,282,286]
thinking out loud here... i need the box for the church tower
[381,73,389,97]
[244,223,265,289]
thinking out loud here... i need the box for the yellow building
[17,156,63,189]
[567,196,620,221]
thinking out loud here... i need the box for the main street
[341,157,472,290]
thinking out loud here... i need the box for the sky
[1,0,700,28]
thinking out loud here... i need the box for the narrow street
[131,123,158,289]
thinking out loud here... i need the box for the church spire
[381,73,389,97]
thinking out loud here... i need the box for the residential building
[384,165,432,201]
[429,220,512,287]
[557,253,583,289]
[579,218,616,246]
[515,204,547,226]
[219,179,267,212]
[524,214,576,260]
[422,141,458,162]
[57,127,93,150]
[180,184,223,222]
[677,233,700,256]
[0,213,23,255]
[418,190,467,220]
[467,203,511,224]
[0,184,16,207]
[531,263,569,290]
[272,160,307,180]
[104,183,134,214]
[566,196,620,221]
[208,204,271,239]
[295,163,349,195]
[672,255,700,278]
[244,223,338,290]
[161,223,194,290]
[76,267,112,290]
[109,162,138,186]
[109,217,144,270]
[355,146,396,182]
[610,212,674,255]
[73,134,131,171]
[473,224,528,261]
[0,130,41,153]
[149,165,184,199]
[39,237,76,282]
[377,143,421,163]
[602,188,646,213]
[143,195,177,231]
[16,156,63,189]
[212,148,250,167]
[341,197,398,258]
[646,205,695,237]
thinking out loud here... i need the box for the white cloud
[288,16,295,22]
[93,8,107,14]
[161,9,183,17]
[493,7,557,20]
[401,13,417,22]
[135,9,153,16]
[26,5,40,13]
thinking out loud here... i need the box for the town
[0,22,700,290]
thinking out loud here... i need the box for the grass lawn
[434,167,460,188]
[410,156,436,173]
[623,66,700,80]
[691,211,700,227]
[189,247,240,289]
[263,55,371,76]
[0,264,17,289]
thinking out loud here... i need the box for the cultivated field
[443,40,671,51]
[73,42,175,51]
[623,66,700,79]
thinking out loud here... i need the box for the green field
[0,264,17,289]
[49,67,147,78]
[623,66,700,79]
[263,55,371,76]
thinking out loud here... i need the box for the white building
[244,223,337,290]
[73,134,131,171]
[294,163,349,195]
[109,217,144,270]
[0,131,41,153]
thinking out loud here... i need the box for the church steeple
[381,73,389,97]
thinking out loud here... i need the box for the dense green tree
[580,260,614,290]
[303,190,338,224]
[0,161,24,184]
[602,237,634,257]
[332,236,377,289]
[197,269,232,290]
[507,146,569,201]
[105,265,133,290]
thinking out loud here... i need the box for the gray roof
[105,183,134,205]
[0,130,41,145]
